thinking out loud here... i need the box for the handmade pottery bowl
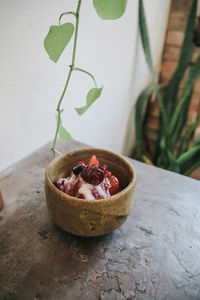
[45,148,136,237]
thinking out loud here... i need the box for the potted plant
[134,0,200,176]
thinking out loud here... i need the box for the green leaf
[44,23,74,62]
[171,89,193,146]
[184,158,200,175]
[163,0,197,114]
[139,0,170,167]
[135,86,155,161]
[139,0,154,78]
[195,138,200,146]
[177,144,200,173]
[135,84,166,161]
[170,54,200,133]
[166,149,180,173]
[139,0,168,129]
[58,119,72,141]
[75,87,103,115]
[177,116,200,157]
[93,0,127,20]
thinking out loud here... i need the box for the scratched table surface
[0,140,200,300]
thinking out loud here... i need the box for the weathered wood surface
[0,140,200,300]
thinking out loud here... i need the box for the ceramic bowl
[45,148,136,237]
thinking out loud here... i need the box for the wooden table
[0,140,200,300]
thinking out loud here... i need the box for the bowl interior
[48,148,135,192]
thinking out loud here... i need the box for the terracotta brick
[187,110,198,125]
[194,125,200,141]
[148,101,160,118]
[161,60,178,79]
[166,30,184,47]
[190,168,200,180]
[163,46,200,64]
[170,11,189,19]
[168,15,187,31]
[146,116,160,131]
[160,70,191,93]
[160,74,171,84]
[163,45,181,61]
[191,47,200,63]
[171,1,192,16]
[189,93,200,112]
[194,77,200,93]
[146,129,158,142]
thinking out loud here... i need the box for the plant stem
[58,11,76,26]
[52,0,82,158]
[73,67,97,87]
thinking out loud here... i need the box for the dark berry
[81,165,105,185]
[73,165,85,175]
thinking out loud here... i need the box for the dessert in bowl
[45,148,136,237]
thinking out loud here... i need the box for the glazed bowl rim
[45,148,137,204]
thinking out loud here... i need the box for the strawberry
[78,161,86,166]
[109,175,120,195]
[106,171,112,178]
[88,155,99,166]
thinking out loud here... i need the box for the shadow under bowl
[45,148,136,237]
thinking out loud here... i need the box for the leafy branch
[44,0,127,158]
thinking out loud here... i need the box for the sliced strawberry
[109,175,120,195]
[88,155,99,166]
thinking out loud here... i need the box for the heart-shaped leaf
[58,120,72,141]
[75,87,103,115]
[93,0,127,20]
[44,23,74,62]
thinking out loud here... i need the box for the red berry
[81,165,105,185]
[106,171,112,178]
[101,164,108,171]
[88,155,99,166]
[109,175,120,195]
[78,161,86,166]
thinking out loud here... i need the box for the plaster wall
[0,0,171,171]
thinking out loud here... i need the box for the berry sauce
[54,155,120,200]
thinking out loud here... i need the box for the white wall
[123,0,171,156]
[0,0,171,172]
